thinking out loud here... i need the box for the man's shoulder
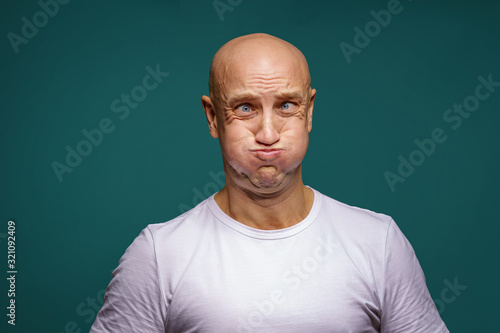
[313,188,394,239]
[316,189,393,224]
[144,196,215,242]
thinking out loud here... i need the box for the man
[91,33,448,332]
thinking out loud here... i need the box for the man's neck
[214,176,314,230]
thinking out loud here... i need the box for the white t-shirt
[91,187,448,332]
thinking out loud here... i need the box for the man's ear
[202,95,219,138]
[307,88,316,133]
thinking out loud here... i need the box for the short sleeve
[90,227,167,333]
[380,220,449,333]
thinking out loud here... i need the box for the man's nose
[255,111,280,146]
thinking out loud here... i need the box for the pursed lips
[251,148,284,160]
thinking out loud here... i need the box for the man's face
[209,54,315,190]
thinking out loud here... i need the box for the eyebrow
[226,89,305,106]
[274,90,305,101]
[226,92,261,106]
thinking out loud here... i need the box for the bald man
[91,34,448,332]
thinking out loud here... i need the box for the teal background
[1,0,499,331]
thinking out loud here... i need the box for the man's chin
[250,167,284,188]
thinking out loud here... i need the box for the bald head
[208,33,311,109]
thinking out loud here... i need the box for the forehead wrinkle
[247,76,286,80]
[246,81,289,93]
[225,87,307,107]
[247,72,283,78]
[226,76,291,97]
[245,75,296,91]
[245,67,309,87]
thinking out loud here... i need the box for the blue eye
[237,104,252,112]
[281,102,292,110]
